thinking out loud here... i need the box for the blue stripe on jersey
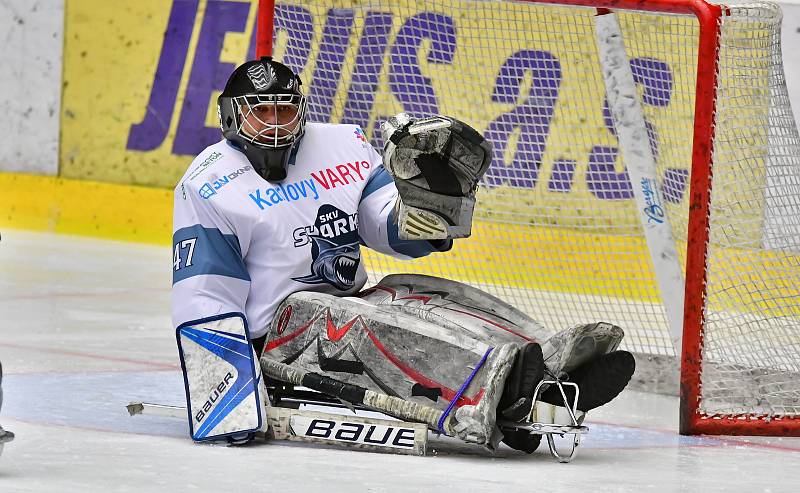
[173,225,250,284]
[360,165,394,202]
[386,209,438,258]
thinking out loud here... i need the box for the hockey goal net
[257,0,800,435]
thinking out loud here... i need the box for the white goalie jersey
[172,123,446,339]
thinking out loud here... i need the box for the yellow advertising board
[49,0,780,305]
[60,0,258,188]
[60,0,698,210]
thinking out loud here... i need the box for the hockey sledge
[127,372,588,462]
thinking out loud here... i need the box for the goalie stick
[594,10,685,351]
[259,357,454,435]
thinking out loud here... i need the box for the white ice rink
[1,229,799,492]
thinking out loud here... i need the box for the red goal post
[255,0,800,436]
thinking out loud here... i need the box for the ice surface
[1,230,799,492]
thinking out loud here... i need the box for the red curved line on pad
[326,313,359,342]
[361,325,483,407]
[444,307,535,342]
[264,310,322,352]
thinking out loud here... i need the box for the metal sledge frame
[269,377,588,463]
[498,379,588,463]
[260,354,590,461]
[128,359,589,462]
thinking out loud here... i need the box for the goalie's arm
[171,180,250,332]
[358,161,453,259]
[172,182,268,444]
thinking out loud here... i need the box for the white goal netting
[270,0,800,422]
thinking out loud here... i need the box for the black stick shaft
[260,357,452,433]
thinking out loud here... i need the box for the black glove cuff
[427,238,454,252]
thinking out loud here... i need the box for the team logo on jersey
[292,205,360,290]
[200,166,252,200]
[199,183,217,199]
[354,128,368,146]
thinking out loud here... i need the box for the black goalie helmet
[218,57,308,182]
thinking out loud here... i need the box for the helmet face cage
[232,93,307,149]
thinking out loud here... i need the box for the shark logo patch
[292,205,361,290]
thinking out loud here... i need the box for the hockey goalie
[171,57,635,456]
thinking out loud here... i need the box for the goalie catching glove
[381,114,492,240]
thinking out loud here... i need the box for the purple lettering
[586,144,631,200]
[587,57,678,200]
[250,4,314,75]
[633,57,672,107]
[389,12,456,114]
[548,159,577,192]
[126,1,199,151]
[663,168,688,203]
[307,9,355,123]
[484,50,562,188]
[172,0,250,156]
[376,13,456,148]
[341,12,393,130]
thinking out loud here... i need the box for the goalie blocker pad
[381,114,492,240]
[176,313,265,442]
